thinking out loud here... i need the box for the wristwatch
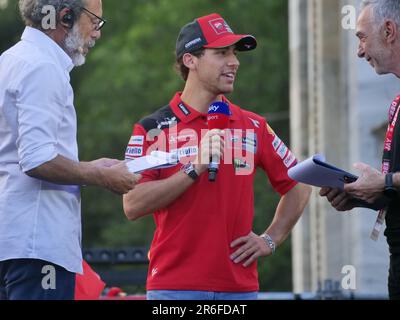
[181,162,199,181]
[260,233,276,255]
[384,173,398,199]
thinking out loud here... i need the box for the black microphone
[207,101,230,182]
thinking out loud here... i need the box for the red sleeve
[258,121,298,195]
[125,124,160,183]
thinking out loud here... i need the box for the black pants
[0,259,75,300]
[389,252,400,300]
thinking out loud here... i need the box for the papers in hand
[126,151,179,173]
[288,154,358,189]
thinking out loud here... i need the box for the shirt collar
[21,27,74,73]
[169,92,240,124]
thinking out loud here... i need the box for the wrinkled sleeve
[16,63,67,172]
[258,120,298,196]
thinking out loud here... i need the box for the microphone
[207,101,230,182]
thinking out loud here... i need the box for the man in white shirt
[0,0,141,300]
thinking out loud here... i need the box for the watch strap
[181,163,199,181]
[386,173,394,189]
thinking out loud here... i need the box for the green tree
[0,0,24,52]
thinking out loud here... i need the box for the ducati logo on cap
[209,18,233,35]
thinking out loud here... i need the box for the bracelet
[260,233,276,254]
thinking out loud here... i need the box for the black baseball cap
[176,13,257,59]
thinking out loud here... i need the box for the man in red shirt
[123,13,311,300]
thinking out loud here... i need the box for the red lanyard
[382,95,400,174]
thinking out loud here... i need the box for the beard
[64,24,95,67]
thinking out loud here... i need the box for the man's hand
[193,129,225,175]
[26,155,141,194]
[344,162,385,204]
[94,159,141,195]
[319,187,358,211]
[230,232,271,268]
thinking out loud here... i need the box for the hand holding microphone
[193,101,230,181]
[193,129,225,175]
[206,101,230,182]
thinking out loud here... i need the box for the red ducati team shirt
[125,92,298,292]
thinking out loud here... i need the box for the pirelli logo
[126,146,143,158]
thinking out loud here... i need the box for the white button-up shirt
[0,27,82,273]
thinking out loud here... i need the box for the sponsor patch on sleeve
[277,144,288,159]
[272,136,281,151]
[125,146,143,158]
[129,135,145,146]
[283,151,296,168]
